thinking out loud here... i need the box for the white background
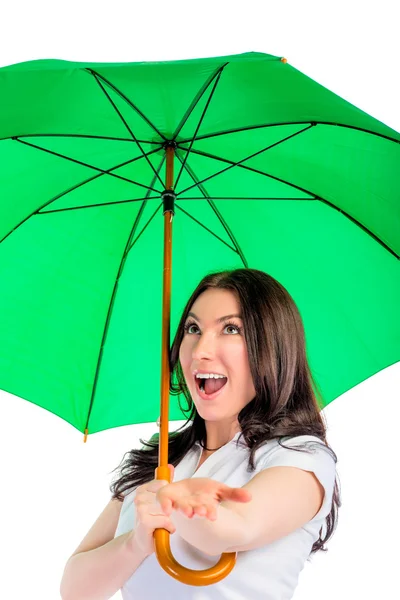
[0,1,399,599]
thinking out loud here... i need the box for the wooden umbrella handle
[153,527,237,586]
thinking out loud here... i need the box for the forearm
[60,531,146,600]
[170,503,247,556]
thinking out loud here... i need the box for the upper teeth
[196,373,226,379]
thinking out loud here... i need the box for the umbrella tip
[281,57,288,64]
[84,428,89,443]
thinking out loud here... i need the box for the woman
[60,268,341,600]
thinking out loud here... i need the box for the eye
[184,320,200,334]
[223,322,242,335]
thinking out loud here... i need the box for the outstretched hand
[156,465,251,521]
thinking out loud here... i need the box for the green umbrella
[1,51,399,584]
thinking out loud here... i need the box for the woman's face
[179,288,256,423]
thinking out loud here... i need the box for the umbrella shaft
[157,145,175,481]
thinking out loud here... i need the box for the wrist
[125,531,150,561]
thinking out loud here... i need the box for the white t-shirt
[114,432,336,600]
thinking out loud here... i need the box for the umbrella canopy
[1,51,399,436]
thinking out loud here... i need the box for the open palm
[156,470,251,521]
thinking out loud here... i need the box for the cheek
[179,338,191,370]
[229,343,250,370]
[232,345,254,389]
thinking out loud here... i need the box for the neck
[202,422,240,452]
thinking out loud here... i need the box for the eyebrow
[187,311,242,324]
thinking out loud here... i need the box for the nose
[191,331,216,361]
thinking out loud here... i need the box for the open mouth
[194,376,228,398]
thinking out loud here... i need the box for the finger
[159,496,173,516]
[156,483,177,501]
[177,499,194,518]
[188,498,218,520]
[190,493,214,515]
[135,490,165,507]
[156,486,176,510]
[168,464,175,482]
[187,500,212,519]
[225,488,252,502]
[137,507,170,520]
[206,504,218,521]
[195,496,218,520]
[188,500,207,518]
[198,503,217,520]
[144,514,176,534]
[147,479,170,493]
[193,504,207,517]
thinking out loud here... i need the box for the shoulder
[254,434,336,461]
[253,435,337,485]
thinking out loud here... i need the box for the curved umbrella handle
[153,528,237,586]
[153,465,236,586]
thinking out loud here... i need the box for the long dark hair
[110,268,341,554]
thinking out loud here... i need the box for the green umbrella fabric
[0,51,399,436]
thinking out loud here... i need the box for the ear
[168,463,175,482]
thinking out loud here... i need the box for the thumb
[168,463,175,482]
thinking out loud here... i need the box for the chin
[195,403,235,421]
[192,403,219,419]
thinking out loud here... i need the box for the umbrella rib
[38,197,160,214]
[13,137,163,194]
[85,68,167,142]
[173,196,314,200]
[172,62,229,142]
[174,203,238,254]
[175,125,315,197]
[174,66,228,190]
[316,199,399,259]
[175,150,248,267]
[181,148,399,260]
[0,147,162,245]
[1,133,158,144]
[177,121,400,146]
[126,200,163,253]
[206,200,248,267]
[90,73,165,188]
[84,156,166,433]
